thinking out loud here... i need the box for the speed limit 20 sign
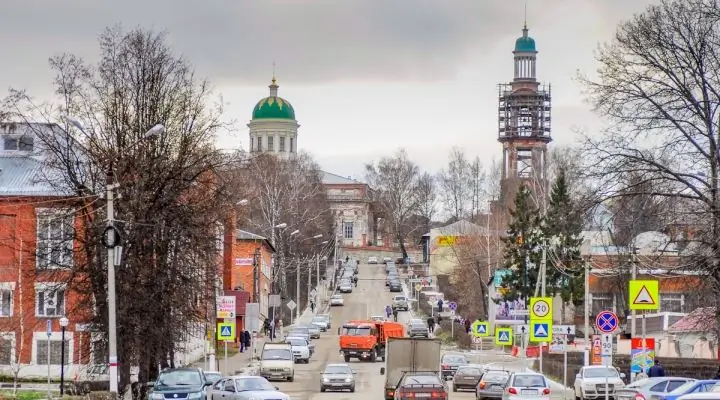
[530,297,553,321]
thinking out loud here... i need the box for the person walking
[269,319,276,340]
[464,319,471,334]
[385,305,392,319]
[427,316,435,333]
[647,360,665,377]
[392,307,399,322]
[310,300,316,313]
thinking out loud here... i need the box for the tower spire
[523,0,528,35]
[269,61,279,97]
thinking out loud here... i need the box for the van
[259,343,294,382]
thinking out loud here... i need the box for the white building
[248,77,299,159]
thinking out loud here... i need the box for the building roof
[236,229,276,252]
[514,26,537,53]
[0,156,68,197]
[251,78,295,120]
[668,307,716,333]
[430,219,487,237]
[322,171,363,185]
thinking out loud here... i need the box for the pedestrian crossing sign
[495,327,513,345]
[217,322,236,341]
[471,321,489,337]
[530,321,552,342]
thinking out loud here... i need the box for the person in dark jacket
[427,316,435,333]
[464,319,471,334]
[647,360,665,377]
[243,330,251,349]
[713,366,720,379]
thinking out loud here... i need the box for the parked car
[150,367,210,400]
[368,256,379,264]
[319,363,356,393]
[330,294,344,306]
[311,316,328,331]
[616,377,695,400]
[382,256,392,263]
[440,353,469,380]
[317,313,332,328]
[203,371,222,386]
[502,372,551,400]
[208,376,290,400]
[301,324,321,339]
[339,281,353,293]
[286,335,314,355]
[573,366,625,400]
[677,381,720,399]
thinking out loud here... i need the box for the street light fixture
[67,117,162,395]
[59,317,69,396]
[237,199,249,206]
[290,230,300,236]
[275,223,287,229]
[312,234,323,239]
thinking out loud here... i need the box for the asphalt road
[272,262,573,400]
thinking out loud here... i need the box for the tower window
[268,136,274,152]
[257,136,263,152]
[290,138,295,153]
[250,137,254,152]
[279,137,286,152]
[343,222,354,239]
[516,149,533,178]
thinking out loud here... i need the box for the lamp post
[306,234,323,309]
[59,316,69,396]
[68,117,164,394]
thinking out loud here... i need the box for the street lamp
[275,223,288,229]
[59,316,69,396]
[237,199,249,206]
[68,117,163,395]
[290,230,300,236]
[312,234,323,239]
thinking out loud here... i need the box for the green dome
[514,26,536,52]
[252,96,295,120]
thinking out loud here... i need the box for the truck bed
[384,337,442,395]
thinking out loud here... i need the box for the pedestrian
[310,300,315,313]
[437,299,444,313]
[647,360,665,377]
[464,319,471,334]
[243,330,251,349]
[386,305,392,319]
[713,366,720,379]
[427,316,435,333]
[345,256,349,263]
[263,319,270,336]
[269,319,276,340]
[392,308,399,322]
[239,333,245,353]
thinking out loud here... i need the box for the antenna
[524,0,528,29]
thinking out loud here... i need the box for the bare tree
[416,172,438,235]
[365,149,422,259]
[469,156,487,220]
[3,27,232,394]
[438,148,473,220]
[448,232,502,320]
[579,0,720,336]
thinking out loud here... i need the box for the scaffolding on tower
[497,83,552,142]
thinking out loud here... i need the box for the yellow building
[427,220,487,276]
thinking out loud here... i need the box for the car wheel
[350,386,355,393]
[288,375,294,382]
[320,386,326,393]
[344,354,351,362]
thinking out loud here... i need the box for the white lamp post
[59,317,69,396]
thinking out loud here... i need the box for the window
[590,293,613,316]
[91,336,107,365]
[343,222,353,239]
[279,137,286,152]
[250,137,254,152]
[36,339,69,365]
[36,288,65,317]
[661,293,683,313]
[516,149,533,178]
[267,136,274,151]
[0,289,11,317]
[0,337,12,364]
[2,135,34,151]
[36,209,75,269]
[256,136,263,152]
[290,137,295,153]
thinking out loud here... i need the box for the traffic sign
[601,333,613,366]
[629,280,659,310]
[286,300,297,311]
[596,310,619,333]
[415,283,422,291]
[471,321,489,337]
[553,325,576,335]
[495,328,513,345]
[217,296,236,319]
[530,321,552,342]
[530,297,553,320]
[310,289,317,299]
[448,302,458,311]
[217,322,236,341]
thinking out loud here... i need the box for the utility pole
[252,247,261,303]
[584,260,590,366]
[630,248,638,339]
[296,259,301,323]
[105,175,119,395]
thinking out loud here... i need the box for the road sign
[286,300,297,311]
[471,321,489,337]
[591,334,602,365]
[310,289,318,299]
[596,310,619,333]
[601,333,613,366]
[246,303,260,332]
[269,294,281,307]
[553,325,576,335]
[630,338,656,373]
[217,295,236,319]
[448,302,458,311]
[629,280,659,311]
[421,278,429,286]
[46,320,52,337]
[415,283,422,291]
[217,322,236,341]
[530,297,553,320]
[472,336,482,344]
[530,321,552,342]
[495,328,513,345]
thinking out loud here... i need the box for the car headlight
[583,384,595,390]
[345,378,352,383]
[188,392,202,399]
[284,368,291,372]
[323,378,330,383]
[151,393,163,400]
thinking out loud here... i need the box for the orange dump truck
[339,320,405,362]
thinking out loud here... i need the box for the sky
[0,0,661,180]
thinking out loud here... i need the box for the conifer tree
[500,184,543,302]
[543,168,585,306]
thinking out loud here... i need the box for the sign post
[217,322,236,374]
[530,297,553,373]
[46,320,51,400]
[287,300,297,324]
[629,280,659,379]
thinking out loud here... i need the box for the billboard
[436,235,457,247]
[491,269,527,324]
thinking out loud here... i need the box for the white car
[368,256,378,264]
[339,281,353,293]
[574,365,625,400]
[285,337,311,364]
[502,372,551,400]
[330,294,344,306]
[370,315,387,322]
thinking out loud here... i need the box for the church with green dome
[247,77,300,159]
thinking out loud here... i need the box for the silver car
[616,377,694,400]
[476,369,510,400]
[208,376,289,400]
[302,324,321,339]
[320,363,356,393]
[311,316,328,331]
[407,320,430,338]
[501,372,550,400]
[286,334,314,355]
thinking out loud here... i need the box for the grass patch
[0,390,55,400]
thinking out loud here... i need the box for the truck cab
[339,320,404,362]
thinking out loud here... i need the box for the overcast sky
[0,0,660,179]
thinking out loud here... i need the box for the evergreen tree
[543,168,585,306]
[500,185,543,303]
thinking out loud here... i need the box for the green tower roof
[514,25,536,53]
[251,78,296,120]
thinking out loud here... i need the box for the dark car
[148,367,211,400]
[389,280,403,292]
[453,365,484,392]
[441,353,469,380]
[395,372,447,400]
[476,369,510,399]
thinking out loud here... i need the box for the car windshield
[261,349,292,360]
[410,322,426,328]
[457,367,482,375]
[324,365,352,374]
[288,331,307,338]
[584,368,619,378]
[234,377,275,392]
[402,375,442,385]
[442,355,468,363]
[312,317,324,323]
[287,339,307,346]
[342,326,371,336]
[484,372,510,382]
[332,295,342,299]
[156,370,203,386]
[513,375,547,388]
[394,296,406,301]
[204,372,222,384]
